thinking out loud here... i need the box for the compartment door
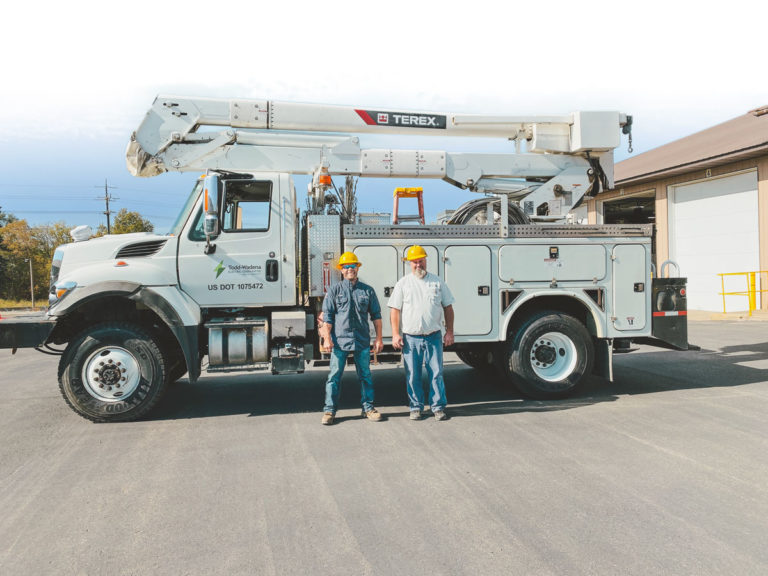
[612,244,647,331]
[444,246,492,335]
[353,246,399,338]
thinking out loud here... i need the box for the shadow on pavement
[150,361,618,421]
[610,343,768,396]
[148,342,768,421]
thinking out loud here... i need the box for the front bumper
[0,313,56,350]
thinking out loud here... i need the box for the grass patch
[0,299,42,310]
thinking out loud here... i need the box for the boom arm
[127,95,631,220]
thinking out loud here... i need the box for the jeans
[323,347,375,414]
[403,331,447,413]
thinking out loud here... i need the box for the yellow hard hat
[404,245,427,261]
[337,251,361,269]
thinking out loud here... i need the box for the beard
[412,267,427,279]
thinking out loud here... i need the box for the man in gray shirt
[320,252,384,425]
[389,245,455,421]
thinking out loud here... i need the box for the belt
[404,331,440,338]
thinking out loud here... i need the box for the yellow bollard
[721,275,727,313]
[748,272,757,316]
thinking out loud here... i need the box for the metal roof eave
[614,141,768,188]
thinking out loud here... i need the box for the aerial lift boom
[127,95,632,221]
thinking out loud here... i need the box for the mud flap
[592,338,613,382]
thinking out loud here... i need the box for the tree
[0,206,17,227]
[0,206,17,297]
[95,209,154,236]
[0,219,72,302]
[35,222,72,259]
[0,220,36,301]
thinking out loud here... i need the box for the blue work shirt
[322,279,382,352]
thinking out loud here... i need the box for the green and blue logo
[214,260,225,279]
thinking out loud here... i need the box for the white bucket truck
[0,95,688,421]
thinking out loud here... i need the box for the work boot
[409,410,423,421]
[362,408,383,422]
[322,412,335,425]
[434,410,448,421]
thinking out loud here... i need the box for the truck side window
[222,180,272,232]
[188,206,205,241]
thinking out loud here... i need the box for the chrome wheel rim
[530,332,577,382]
[81,346,141,402]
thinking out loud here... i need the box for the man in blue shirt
[320,252,384,425]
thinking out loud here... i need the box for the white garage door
[669,171,759,311]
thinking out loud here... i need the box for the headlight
[49,281,76,306]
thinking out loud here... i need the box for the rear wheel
[501,312,593,399]
[58,323,167,422]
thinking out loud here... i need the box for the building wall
[590,155,768,273]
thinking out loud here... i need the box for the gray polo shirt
[388,272,454,335]
[322,279,382,352]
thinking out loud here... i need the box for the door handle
[266,259,279,282]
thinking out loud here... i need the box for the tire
[58,323,167,422]
[501,312,593,400]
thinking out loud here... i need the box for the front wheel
[58,323,167,422]
[501,312,593,400]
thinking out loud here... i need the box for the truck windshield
[168,179,204,236]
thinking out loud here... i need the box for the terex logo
[356,109,446,130]
[391,114,439,127]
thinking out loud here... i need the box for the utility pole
[97,180,118,233]
[25,258,34,310]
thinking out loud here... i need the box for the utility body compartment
[342,223,657,343]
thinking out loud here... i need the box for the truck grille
[115,239,167,258]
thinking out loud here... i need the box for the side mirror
[203,174,220,253]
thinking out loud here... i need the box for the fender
[50,280,143,316]
[52,281,201,382]
[500,290,606,340]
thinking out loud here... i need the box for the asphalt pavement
[1,319,768,575]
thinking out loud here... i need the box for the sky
[1,0,765,233]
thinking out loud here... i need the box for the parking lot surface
[1,320,767,575]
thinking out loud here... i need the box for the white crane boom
[127,94,632,220]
